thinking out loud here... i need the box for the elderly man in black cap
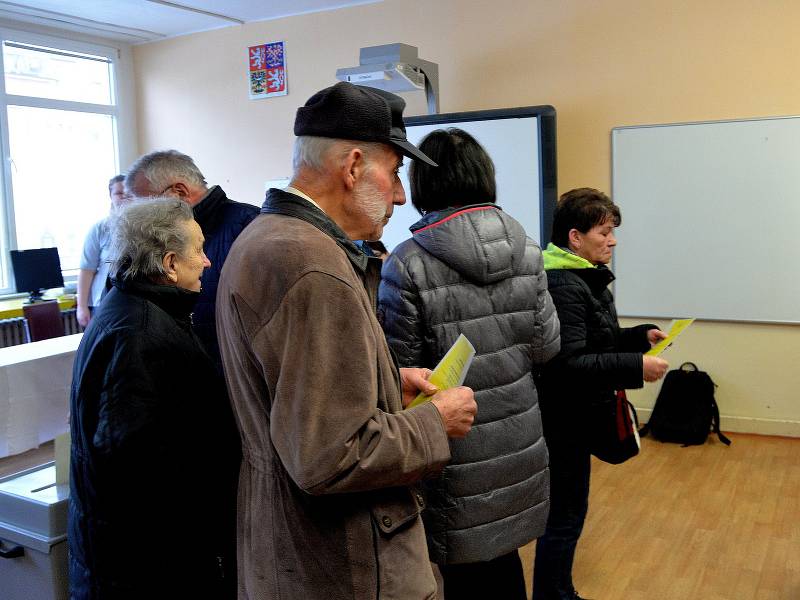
[216,82,477,599]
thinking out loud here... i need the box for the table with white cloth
[0,334,81,458]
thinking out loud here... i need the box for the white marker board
[612,116,800,324]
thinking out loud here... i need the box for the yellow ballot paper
[55,430,71,485]
[646,318,695,356]
[407,334,476,409]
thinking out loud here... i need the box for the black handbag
[587,390,641,464]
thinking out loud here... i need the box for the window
[0,31,123,293]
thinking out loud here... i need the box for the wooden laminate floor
[519,433,800,599]
[2,434,797,599]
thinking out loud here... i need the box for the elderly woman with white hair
[68,198,239,599]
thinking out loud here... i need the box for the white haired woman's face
[166,219,210,292]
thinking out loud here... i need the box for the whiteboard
[612,116,800,324]
[381,106,557,251]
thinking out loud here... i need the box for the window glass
[3,42,112,105]
[7,106,116,272]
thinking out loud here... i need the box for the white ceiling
[0,0,383,44]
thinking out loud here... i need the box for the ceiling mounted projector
[336,43,439,114]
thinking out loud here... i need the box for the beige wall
[132,0,800,436]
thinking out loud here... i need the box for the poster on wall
[248,41,287,99]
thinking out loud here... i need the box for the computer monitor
[10,247,65,302]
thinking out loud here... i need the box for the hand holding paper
[647,328,669,346]
[643,355,669,382]
[431,387,476,439]
[407,334,476,408]
[646,319,695,356]
[404,334,477,437]
[400,368,437,408]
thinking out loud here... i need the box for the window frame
[0,26,130,296]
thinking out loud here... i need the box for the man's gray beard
[352,173,387,232]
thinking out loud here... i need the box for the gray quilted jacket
[378,203,561,565]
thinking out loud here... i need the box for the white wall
[130,0,800,437]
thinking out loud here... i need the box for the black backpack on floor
[639,362,731,446]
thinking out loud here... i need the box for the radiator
[61,308,82,335]
[0,308,82,348]
[0,317,27,348]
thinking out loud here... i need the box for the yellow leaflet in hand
[407,334,476,409]
[646,318,695,356]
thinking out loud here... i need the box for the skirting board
[634,408,800,438]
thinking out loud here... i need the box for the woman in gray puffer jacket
[378,128,560,599]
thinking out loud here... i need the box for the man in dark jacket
[69,198,239,599]
[125,149,258,370]
[124,151,253,594]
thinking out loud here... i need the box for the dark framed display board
[380,105,557,251]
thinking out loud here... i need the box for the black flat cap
[294,82,437,166]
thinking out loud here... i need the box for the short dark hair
[551,188,621,247]
[409,128,496,215]
[108,174,125,193]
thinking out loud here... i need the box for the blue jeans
[532,439,591,600]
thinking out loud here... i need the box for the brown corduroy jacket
[216,189,452,599]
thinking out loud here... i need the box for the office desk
[0,334,81,458]
[0,296,76,320]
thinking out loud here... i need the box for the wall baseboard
[634,408,800,438]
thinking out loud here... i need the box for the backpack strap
[710,396,732,445]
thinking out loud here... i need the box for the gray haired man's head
[110,197,195,281]
[125,150,208,205]
[291,82,437,177]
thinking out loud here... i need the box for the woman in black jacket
[68,198,239,599]
[532,188,669,600]
[379,128,561,599]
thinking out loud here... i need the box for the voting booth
[0,333,80,459]
[0,463,68,599]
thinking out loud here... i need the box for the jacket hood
[409,204,528,285]
[542,242,596,271]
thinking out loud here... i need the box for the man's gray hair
[125,149,207,196]
[109,197,195,281]
[292,136,388,174]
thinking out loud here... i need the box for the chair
[22,301,65,343]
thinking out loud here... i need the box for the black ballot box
[0,463,68,599]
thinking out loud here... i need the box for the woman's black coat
[68,278,239,599]
[537,265,653,441]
